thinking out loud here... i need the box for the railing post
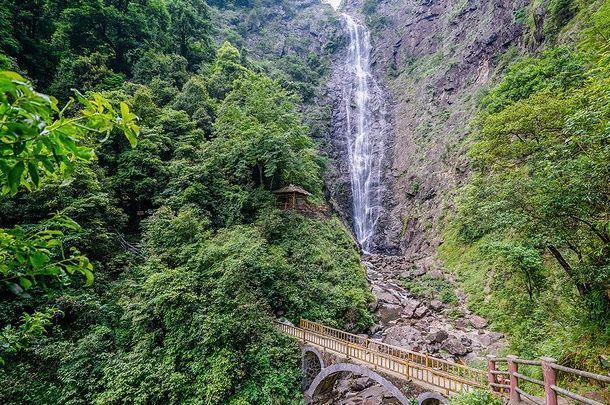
[507,355,520,404]
[487,355,497,391]
[541,357,558,405]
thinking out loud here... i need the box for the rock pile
[363,254,505,362]
[313,375,403,405]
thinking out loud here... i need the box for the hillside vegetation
[0,1,372,403]
[441,0,609,374]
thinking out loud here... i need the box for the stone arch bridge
[302,346,448,404]
[280,320,486,404]
[279,320,610,405]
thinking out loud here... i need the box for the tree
[207,42,250,100]
[454,45,610,323]
[167,0,214,66]
[0,71,139,360]
[212,73,322,193]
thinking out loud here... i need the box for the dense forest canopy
[0,0,371,403]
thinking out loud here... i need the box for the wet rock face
[325,13,396,254]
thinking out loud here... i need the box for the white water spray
[343,13,384,253]
[325,0,385,252]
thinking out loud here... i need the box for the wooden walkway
[276,319,487,396]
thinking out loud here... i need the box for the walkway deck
[276,319,487,396]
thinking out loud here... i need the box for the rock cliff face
[360,0,528,256]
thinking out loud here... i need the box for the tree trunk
[547,245,590,298]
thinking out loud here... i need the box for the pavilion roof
[272,184,312,196]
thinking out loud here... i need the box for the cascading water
[326,1,386,253]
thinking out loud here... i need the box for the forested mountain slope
[0,0,609,403]
[440,0,610,372]
[0,1,372,403]
[355,0,609,376]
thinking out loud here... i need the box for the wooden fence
[277,319,610,403]
[488,355,610,405]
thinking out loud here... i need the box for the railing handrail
[491,355,610,384]
[284,320,609,404]
[490,355,609,404]
[276,319,486,394]
[299,319,487,383]
[551,363,610,384]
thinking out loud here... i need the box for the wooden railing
[276,319,609,402]
[488,355,610,405]
[276,319,487,395]
[300,319,487,388]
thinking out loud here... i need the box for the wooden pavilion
[273,184,312,211]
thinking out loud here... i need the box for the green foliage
[361,0,388,34]
[0,308,56,365]
[443,2,610,372]
[207,41,251,100]
[0,12,371,399]
[545,0,580,38]
[362,0,378,15]
[580,1,610,57]
[0,71,139,194]
[0,71,139,365]
[450,389,503,405]
[213,73,323,193]
[0,215,93,291]
[0,0,359,401]
[90,209,370,404]
[0,0,214,92]
[400,275,458,305]
[482,47,586,113]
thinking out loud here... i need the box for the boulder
[427,330,449,343]
[455,318,469,330]
[479,334,492,347]
[460,336,473,346]
[429,299,444,311]
[413,305,428,318]
[383,325,422,348]
[372,286,401,306]
[489,331,504,341]
[442,337,471,356]
[428,269,444,279]
[402,298,421,318]
[376,303,403,324]
[470,315,488,329]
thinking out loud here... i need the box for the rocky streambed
[365,254,505,362]
[314,254,504,404]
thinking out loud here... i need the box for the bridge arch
[416,391,448,404]
[301,346,324,390]
[304,363,410,405]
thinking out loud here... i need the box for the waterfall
[323,1,386,253]
[326,4,384,254]
[344,14,380,253]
